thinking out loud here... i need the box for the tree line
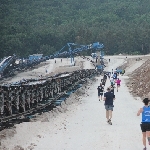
[0,0,150,58]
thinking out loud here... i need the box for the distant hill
[1,0,150,57]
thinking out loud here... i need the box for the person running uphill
[104,74,107,81]
[116,78,121,92]
[103,87,115,125]
[110,85,115,94]
[101,79,106,86]
[97,83,104,101]
[107,72,111,79]
[110,77,115,86]
[137,98,150,150]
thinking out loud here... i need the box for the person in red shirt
[116,78,121,92]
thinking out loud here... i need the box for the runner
[120,70,124,76]
[104,73,107,81]
[103,87,115,125]
[137,98,150,150]
[113,71,118,81]
[123,69,125,75]
[110,77,115,86]
[97,83,104,101]
[107,72,111,79]
[112,69,113,74]
[45,69,48,73]
[116,78,121,92]
[110,85,115,94]
[101,79,106,86]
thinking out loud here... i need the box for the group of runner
[110,69,121,92]
[97,69,121,101]
[97,74,107,101]
[97,68,150,149]
[97,69,121,125]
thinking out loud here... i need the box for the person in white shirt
[110,78,115,86]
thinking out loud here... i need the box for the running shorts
[98,92,103,96]
[111,82,114,86]
[140,123,150,132]
[105,105,114,111]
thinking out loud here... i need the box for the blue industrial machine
[50,42,104,64]
[0,42,104,79]
[0,54,47,79]
[0,54,17,78]
[91,53,97,58]
[92,50,105,72]
[91,51,104,59]
[95,60,105,72]
[116,69,123,74]
[29,54,43,61]
[96,65,104,71]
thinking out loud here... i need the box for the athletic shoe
[107,119,110,123]
[107,119,112,125]
[109,120,112,125]
[143,147,147,150]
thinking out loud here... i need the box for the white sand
[0,55,149,150]
[125,59,146,75]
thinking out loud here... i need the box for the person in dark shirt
[113,72,118,81]
[108,72,111,79]
[101,79,105,86]
[104,74,107,80]
[110,85,115,94]
[103,87,115,125]
[97,83,104,101]
[123,69,125,75]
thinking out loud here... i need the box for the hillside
[127,58,150,99]
[1,0,150,57]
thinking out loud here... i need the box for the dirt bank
[127,58,150,98]
[116,55,150,99]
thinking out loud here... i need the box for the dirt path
[33,57,144,150]
[0,56,148,150]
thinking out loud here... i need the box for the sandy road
[0,56,148,150]
[31,57,144,150]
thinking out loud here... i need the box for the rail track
[0,69,99,131]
